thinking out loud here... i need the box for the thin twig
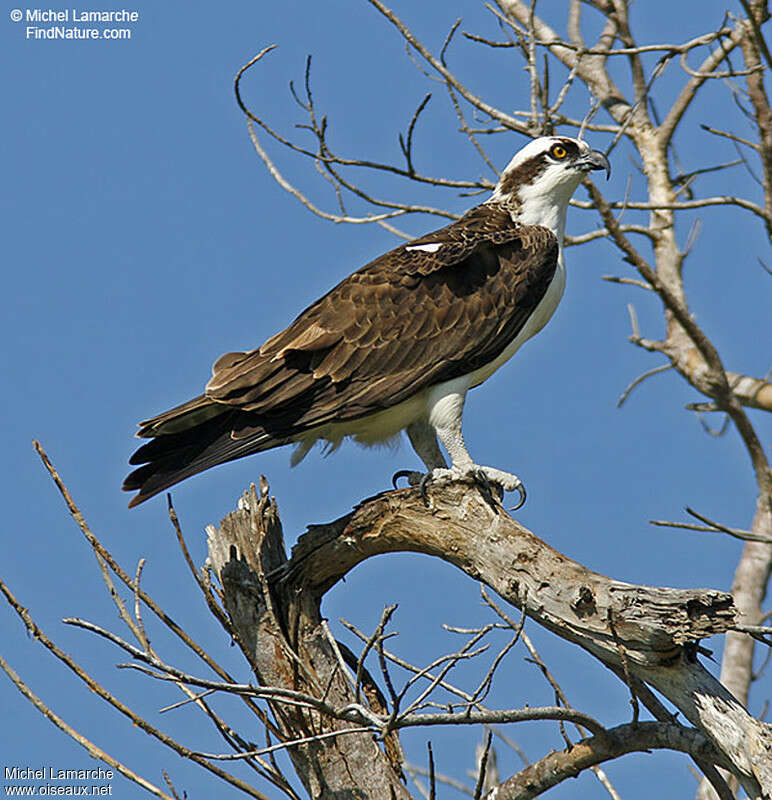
[0,579,275,800]
[356,605,397,704]
[428,741,437,800]
[168,495,229,628]
[193,727,374,760]
[0,654,174,800]
[602,275,654,290]
[617,364,674,408]
[649,519,771,543]
[134,558,150,652]
[473,730,493,800]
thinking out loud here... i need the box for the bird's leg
[392,421,447,489]
[408,420,448,471]
[428,392,526,508]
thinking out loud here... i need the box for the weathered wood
[285,481,771,798]
[206,479,411,800]
[208,479,772,798]
[494,721,731,800]
[289,483,735,665]
[638,659,772,795]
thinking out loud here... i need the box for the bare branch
[701,123,761,150]
[193,727,375,760]
[0,578,275,800]
[32,442,282,743]
[0,654,174,800]
[356,604,397,705]
[617,364,674,407]
[365,0,529,132]
[564,224,659,245]
[463,28,735,58]
[246,117,451,226]
[473,730,494,800]
[167,495,230,629]
[489,721,731,800]
[235,47,487,191]
[649,519,772,544]
[660,17,749,146]
[583,184,725,375]
[399,92,432,174]
[570,194,771,224]
[601,275,654,290]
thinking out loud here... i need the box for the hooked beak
[577,149,611,180]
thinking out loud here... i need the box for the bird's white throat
[508,173,581,251]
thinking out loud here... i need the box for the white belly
[460,258,565,390]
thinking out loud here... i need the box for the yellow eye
[551,144,568,159]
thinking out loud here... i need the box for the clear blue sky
[2,1,770,797]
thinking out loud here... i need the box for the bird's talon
[419,473,432,506]
[392,469,414,489]
[473,468,491,493]
[509,482,527,511]
[471,469,496,507]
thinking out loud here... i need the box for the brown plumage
[123,202,557,506]
[124,135,609,507]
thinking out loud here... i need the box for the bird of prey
[124,136,609,508]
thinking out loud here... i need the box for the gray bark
[207,479,410,800]
[207,479,772,798]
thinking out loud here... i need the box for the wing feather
[127,202,559,504]
[205,203,558,430]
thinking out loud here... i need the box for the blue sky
[2,1,770,797]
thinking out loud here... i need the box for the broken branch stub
[206,480,410,800]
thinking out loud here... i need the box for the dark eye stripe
[553,139,580,159]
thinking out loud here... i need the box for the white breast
[464,257,566,389]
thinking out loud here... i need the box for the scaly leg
[429,392,526,508]
[407,420,447,470]
[391,420,447,488]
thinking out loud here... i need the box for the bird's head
[491,136,609,231]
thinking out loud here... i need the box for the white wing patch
[406,243,443,253]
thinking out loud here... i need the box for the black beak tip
[590,149,611,180]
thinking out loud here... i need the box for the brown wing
[124,203,557,506]
[204,203,558,433]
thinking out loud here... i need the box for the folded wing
[124,204,558,506]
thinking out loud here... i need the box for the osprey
[124,136,609,508]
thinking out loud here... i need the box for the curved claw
[391,469,415,489]
[472,468,497,507]
[509,482,527,511]
[472,468,492,494]
[418,472,433,506]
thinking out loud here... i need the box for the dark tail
[123,396,279,507]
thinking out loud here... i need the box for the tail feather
[124,399,284,507]
[137,395,224,437]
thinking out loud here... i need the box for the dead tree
[233,0,772,793]
[2,444,768,799]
